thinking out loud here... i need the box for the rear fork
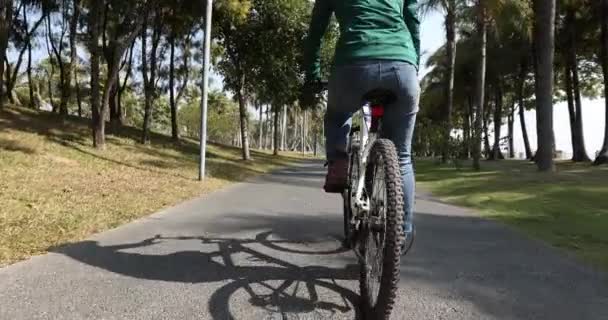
[347,103,387,265]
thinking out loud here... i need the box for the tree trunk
[27,41,34,107]
[141,22,150,143]
[266,106,272,149]
[519,102,532,160]
[464,93,475,159]
[237,88,251,160]
[47,65,55,112]
[595,0,608,165]
[169,35,179,141]
[301,111,304,154]
[104,35,119,126]
[483,103,491,158]
[564,7,590,162]
[89,0,104,148]
[174,35,190,108]
[4,57,15,103]
[69,0,81,115]
[142,14,159,144]
[118,40,135,122]
[268,107,273,149]
[291,109,299,151]
[564,58,578,160]
[570,60,590,161]
[271,107,276,151]
[473,3,487,170]
[0,0,13,109]
[107,29,134,127]
[442,1,457,163]
[103,15,143,130]
[273,105,279,155]
[26,6,34,107]
[47,13,69,116]
[281,105,287,151]
[75,70,82,116]
[518,61,533,159]
[533,0,556,171]
[141,24,151,143]
[24,4,34,108]
[258,104,264,149]
[302,110,307,154]
[462,94,472,158]
[108,80,120,125]
[44,19,57,112]
[508,102,515,158]
[491,83,504,160]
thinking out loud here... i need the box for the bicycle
[317,82,406,320]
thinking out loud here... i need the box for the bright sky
[420,10,445,76]
[419,10,607,159]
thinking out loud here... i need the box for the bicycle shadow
[51,231,362,319]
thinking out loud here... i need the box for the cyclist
[302,0,420,252]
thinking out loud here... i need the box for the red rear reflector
[371,105,384,117]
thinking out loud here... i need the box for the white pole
[199,0,213,181]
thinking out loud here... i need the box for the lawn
[415,158,608,270]
[0,107,309,266]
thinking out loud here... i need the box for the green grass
[0,106,310,266]
[416,158,608,270]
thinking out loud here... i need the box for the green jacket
[304,0,420,81]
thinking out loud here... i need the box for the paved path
[1,160,607,320]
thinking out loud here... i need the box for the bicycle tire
[342,144,360,248]
[359,138,404,320]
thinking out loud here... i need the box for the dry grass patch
[0,107,309,266]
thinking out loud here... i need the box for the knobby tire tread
[359,138,404,320]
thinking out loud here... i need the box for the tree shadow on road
[44,206,608,319]
[50,230,361,320]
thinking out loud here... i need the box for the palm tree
[421,0,458,163]
[533,0,556,171]
[595,0,608,165]
[563,4,590,162]
[473,1,487,170]
[497,0,534,160]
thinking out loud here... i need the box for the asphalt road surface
[1,160,607,320]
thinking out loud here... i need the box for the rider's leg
[322,111,352,193]
[378,61,420,244]
[324,62,376,192]
[324,111,352,160]
[386,113,417,234]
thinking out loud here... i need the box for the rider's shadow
[51,231,361,319]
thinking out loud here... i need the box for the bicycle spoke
[364,158,389,306]
[359,139,404,319]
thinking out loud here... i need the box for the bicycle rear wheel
[359,139,404,320]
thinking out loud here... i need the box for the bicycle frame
[348,103,378,219]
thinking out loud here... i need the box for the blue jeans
[325,60,419,234]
